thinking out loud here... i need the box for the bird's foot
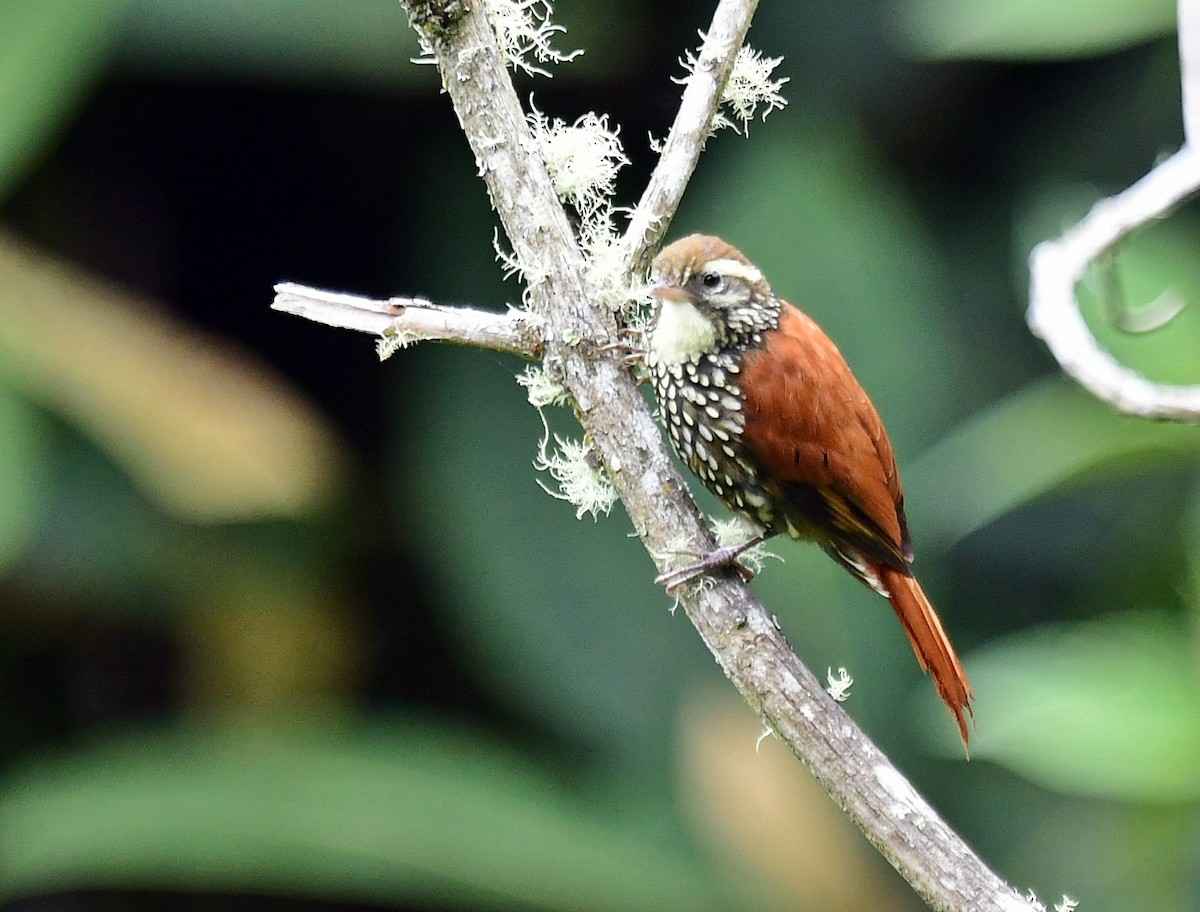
[655,535,766,593]
[597,339,646,367]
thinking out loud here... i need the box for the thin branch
[619,0,759,277]
[1181,0,1200,143]
[271,283,542,359]
[282,2,1038,909]
[1026,0,1200,422]
[1027,145,1200,422]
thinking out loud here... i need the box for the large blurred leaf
[910,378,1200,547]
[0,719,722,910]
[0,232,342,522]
[941,613,1200,801]
[896,0,1176,60]
[0,0,129,198]
[677,687,918,911]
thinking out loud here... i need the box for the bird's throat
[650,299,718,365]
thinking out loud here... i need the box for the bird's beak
[651,279,692,303]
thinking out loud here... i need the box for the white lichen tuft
[484,0,581,77]
[711,515,780,576]
[755,724,774,752]
[826,667,853,702]
[1025,889,1077,912]
[534,430,616,520]
[493,228,552,310]
[720,45,790,132]
[526,105,642,316]
[531,107,628,219]
[517,364,568,408]
[676,39,789,136]
[376,326,424,361]
[580,207,648,317]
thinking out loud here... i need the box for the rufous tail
[878,566,974,747]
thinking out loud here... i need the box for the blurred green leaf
[0,719,722,911]
[910,378,1200,547]
[117,0,635,88]
[1077,217,1200,386]
[0,0,129,199]
[0,233,343,523]
[120,0,424,87]
[896,0,1175,60]
[395,348,704,767]
[1024,183,1200,387]
[0,387,44,574]
[945,613,1200,801]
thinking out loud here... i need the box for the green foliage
[898,0,1176,59]
[394,349,704,765]
[941,613,1200,801]
[0,718,722,911]
[0,388,44,574]
[0,0,129,197]
[910,378,1200,547]
[121,0,424,86]
[1079,218,1200,385]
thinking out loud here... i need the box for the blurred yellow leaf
[676,687,919,912]
[0,231,343,521]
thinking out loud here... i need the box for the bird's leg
[655,533,769,593]
[599,325,647,366]
[597,339,646,367]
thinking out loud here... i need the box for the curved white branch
[1027,146,1200,422]
[1027,0,1200,423]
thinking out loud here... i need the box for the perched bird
[646,233,974,744]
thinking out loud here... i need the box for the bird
[646,233,974,745]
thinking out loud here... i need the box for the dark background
[2,1,1200,910]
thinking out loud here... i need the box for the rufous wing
[740,301,974,744]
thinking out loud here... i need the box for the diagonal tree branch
[280,2,1037,909]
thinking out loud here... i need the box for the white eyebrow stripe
[704,258,762,283]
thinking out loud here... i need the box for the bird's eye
[701,272,722,289]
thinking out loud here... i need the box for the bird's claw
[655,547,757,593]
[597,340,646,366]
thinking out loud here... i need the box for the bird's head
[648,234,777,364]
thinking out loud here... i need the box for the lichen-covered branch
[280,2,1038,909]
[1026,0,1200,422]
[619,0,760,276]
